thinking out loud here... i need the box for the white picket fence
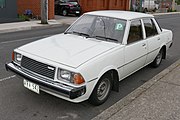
[175,5,180,12]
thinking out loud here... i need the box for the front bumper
[5,62,86,99]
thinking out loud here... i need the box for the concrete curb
[30,24,65,30]
[0,27,31,34]
[153,12,180,16]
[0,23,64,34]
[0,20,72,34]
[92,59,180,120]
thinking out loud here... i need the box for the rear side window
[127,20,143,44]
[143,18,158,38]
[155,18,162,32]
[0,0,5,8]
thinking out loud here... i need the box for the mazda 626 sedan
[6,11,173,105]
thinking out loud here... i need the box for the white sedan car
[6,11,173,105]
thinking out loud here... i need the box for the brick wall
[17,0,54,19]
[48,0,54,19]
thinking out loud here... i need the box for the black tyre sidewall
[89,74,112,106]
[75,13,80,17]
[151,49,163,68]
[62,9,68,16]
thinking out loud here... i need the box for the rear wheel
[144,8,148,13]
[89,74,112,106]
[151,49,163,68]
[75,13,80,17]
[62,9,68,16]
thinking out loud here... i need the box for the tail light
[68,4,73,7]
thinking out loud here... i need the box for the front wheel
[89,74,112,106]
[151,49,163,68]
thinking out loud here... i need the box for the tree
[176,0,180,5]
[41,0,48,24]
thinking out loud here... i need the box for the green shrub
[167,9,177,12]
[18,15,30,21]
[176,0,180,5]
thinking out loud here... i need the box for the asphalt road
[0,14,180,120]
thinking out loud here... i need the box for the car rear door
[142,18,161,64]
[122,19,148,78]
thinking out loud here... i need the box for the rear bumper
[68,10,81,14]
[69,7,81,14]
[5,62,86,99]
[169,42,173,48]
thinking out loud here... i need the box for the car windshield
[65,15,126,43]
[67,0,78,3]
[69,2,78,5]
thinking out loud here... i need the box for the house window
[0,0,5,8]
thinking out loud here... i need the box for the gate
[79,0,129,13]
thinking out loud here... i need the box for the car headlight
[57,69,85,85]
[12,51,22,64]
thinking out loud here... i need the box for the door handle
[142,43,146,47]
[157,37,160,40]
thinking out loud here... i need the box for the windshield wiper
[92,36,118,42]
[92,36,107,41]
[64,31,71,34]
[106,37,118,42]
[73,31,90,38]
[66,31,90,38]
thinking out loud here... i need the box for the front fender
[97,65,118,80]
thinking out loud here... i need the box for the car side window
[127,20,143,44]
[60,0,66,3]
[143,18,158,38]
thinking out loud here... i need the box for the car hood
[18,34,118,68]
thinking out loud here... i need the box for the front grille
[21,56,55,79]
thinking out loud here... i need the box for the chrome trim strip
[87,77,98,83]
[118,47,160,69]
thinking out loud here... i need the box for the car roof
[85,10,154,20]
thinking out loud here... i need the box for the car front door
[122,19,148,78]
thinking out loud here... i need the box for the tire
[151,49,163,68]
[55,10,60,15]
[89,74,112,106]
[144,8,148,13]
[62,9,68,16]
[75,13,80,17]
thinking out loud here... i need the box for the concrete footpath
[0,16,78,34]
[92,59,180,120]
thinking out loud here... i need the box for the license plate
[76,11,80,14]
[23,79,40,94]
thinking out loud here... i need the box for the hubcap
[63,10,67,16]
[156,51,162,65]
[97,78,110,101]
